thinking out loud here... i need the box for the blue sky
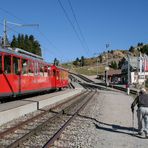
[0,0,148,63]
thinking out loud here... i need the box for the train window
[53,69,56,76]
[47,66,51,76]
[34,62,38,75]
[39,63,44,76]
[56,71,59,80]
[44,65,48,77]
[22,59,28,75]
[4,55,11,74]
[28,60,34,76]
[13,57,20,74]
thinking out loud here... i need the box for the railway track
[0,87,97,147]
[43,91,97,148]
[0,73,137,147]
[70,73,138,95]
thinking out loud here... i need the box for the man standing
[131,88,148,138]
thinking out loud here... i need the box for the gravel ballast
[1,89,148,147]
[55,90,148,148]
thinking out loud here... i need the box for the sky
[0,0,148,63]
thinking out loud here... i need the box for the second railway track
[0,87,97,148]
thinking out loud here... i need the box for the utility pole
[3,19,7,48]
[2,19,39,48]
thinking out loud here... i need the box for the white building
[121,54,148,85]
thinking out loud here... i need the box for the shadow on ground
[78,114,138,137]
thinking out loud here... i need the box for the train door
[21,58,28,91]
[4,54,14,95]
[12,56,21,94]
[53,69,56,88]
[50,65,57,89]
[0,54,20,96]
[57,70,61,88]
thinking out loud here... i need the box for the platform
[0,88,83,126]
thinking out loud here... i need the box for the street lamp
[127,52,130,95]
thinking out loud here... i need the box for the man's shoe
[138,131,144,136]
[143,130,148,138]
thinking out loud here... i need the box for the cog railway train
[0,47,69,99]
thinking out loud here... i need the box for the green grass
[72,66,105,76]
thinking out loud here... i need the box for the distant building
[121,54,148,85]
[97,54,148,85]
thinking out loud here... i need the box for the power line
[0,7,79,61]
[57,0,89,55]
[0,8,60,57]
[67,0,90,53]
[0,22,19,34]
[0,7,24,22]
[37,28,59,52]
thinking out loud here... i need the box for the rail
[5,91,91,147]
[43,91,96,147]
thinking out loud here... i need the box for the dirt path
[73,90,148,148]
[2,89,148,147]
[92,90,148,148]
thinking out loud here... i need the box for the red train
[0,47,69,98]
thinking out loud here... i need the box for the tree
[110,61,118,69]
[24,35,30,52]
[17,34,21,48]
[0,37,2,47]
[140,45,148,55]
[11,35,18,47]
[99,54,103,63]
[110,50,114,54]
[10,34,42,56]
[137,42,143,47]
[80,56,85,66]
[129,46,134,52]
[20,34,24,49]
[54,58,59,66]
[118,57,126,69]
[73,57,80,66]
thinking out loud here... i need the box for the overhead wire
[0,22,19,34]
[0,7,24,22]
[57,0,89,55]
[67,0,90,53]
[0,7,62,61]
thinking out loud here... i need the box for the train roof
[0,47,51,65]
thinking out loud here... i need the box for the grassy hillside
[61,44,148,76]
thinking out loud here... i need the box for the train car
[53,66,69,90]
[0,47,69,98]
